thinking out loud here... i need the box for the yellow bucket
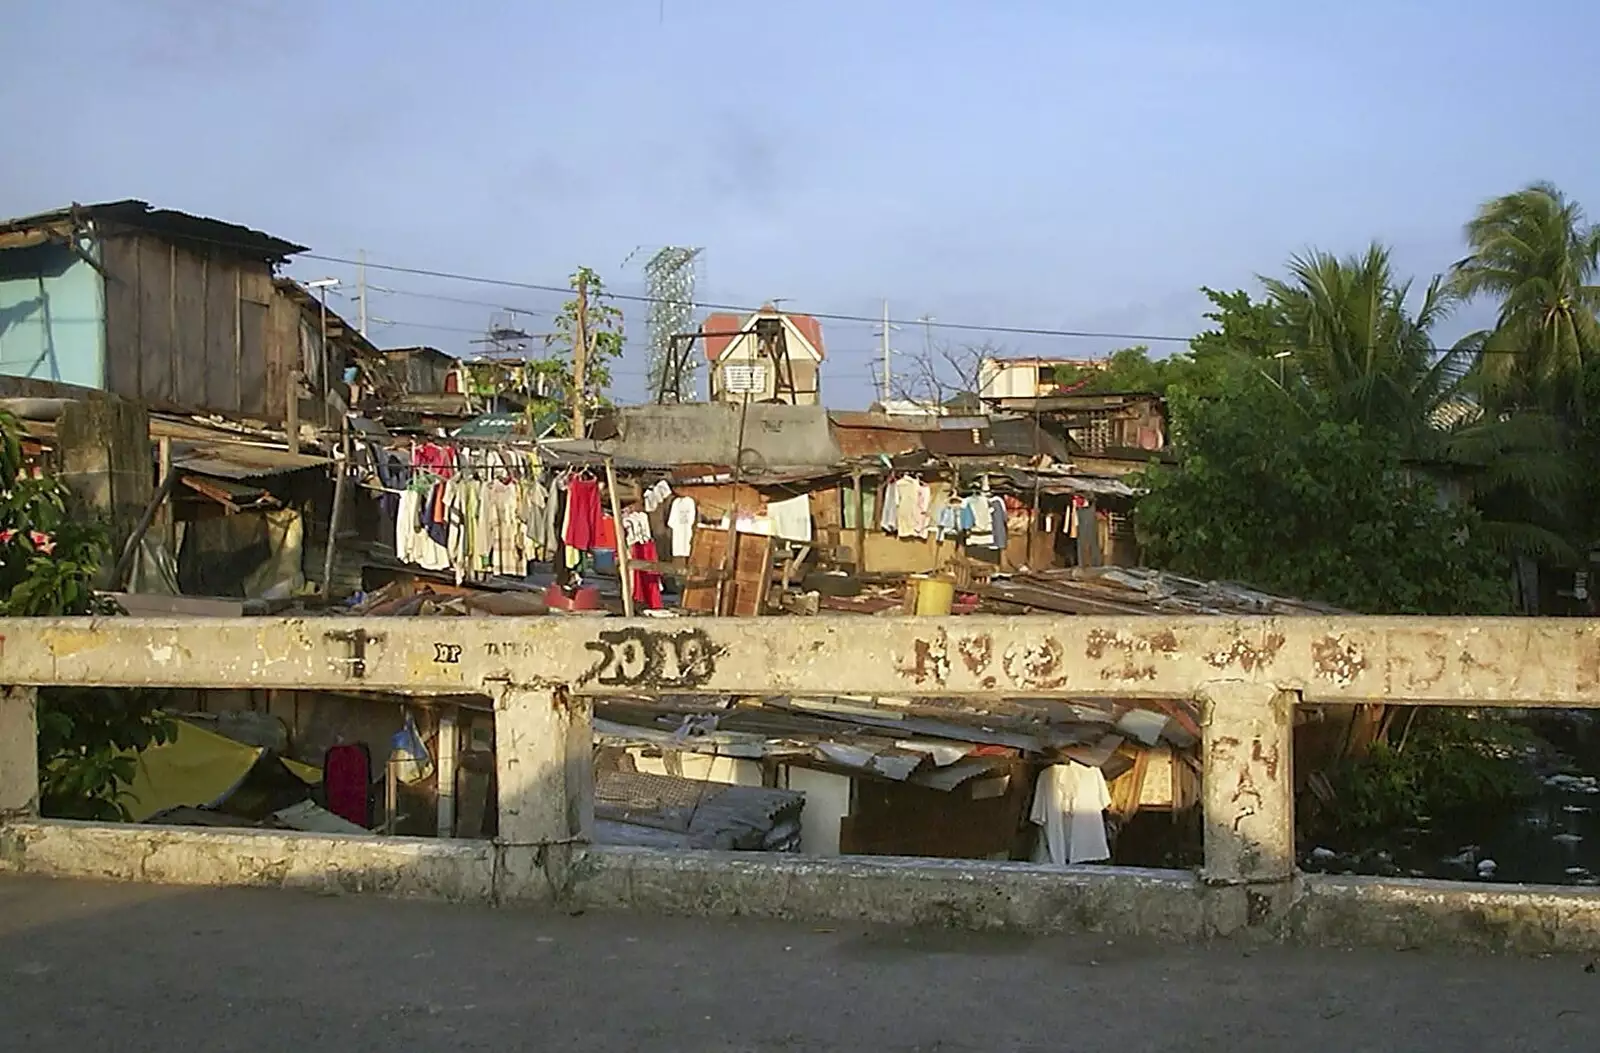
[912,575,955,616]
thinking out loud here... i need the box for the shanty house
[0,200,309,421]
[701,304,825,406]
[977,355,1107,400]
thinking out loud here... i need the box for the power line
[300,250,1196,346]
[300,250,1566,359]
[107,221,1569,361]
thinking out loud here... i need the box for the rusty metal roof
[169,440,328,480]
[0,200,305,263]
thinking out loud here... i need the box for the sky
[4,0,1599,407]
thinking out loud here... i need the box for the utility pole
[572,271,590,438]
[880,299,892,402]
[356,249,368,338]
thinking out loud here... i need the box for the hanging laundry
[413,441,456,479]
[893,475,931,539]
[630,539,664,610]
[767,493,813,543]
[936,493,976,541]
[596,512,618,552]
[643,478,673,513]
[563,475,603,550]
[622,511,652,547]
[878,477,898,532]
[988,495,1008,550]
[963,493,993,547]
[667,496,697,558]
[1029,762,1111,865]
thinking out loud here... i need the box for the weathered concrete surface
[0,686,37,819]
[583,847,1217,939]
[603,402,844,469]
[10,822,1600,953]
[7,614,1600,704]
[1199,683,1295,885]
[4,875,1598,1052]
[1290,875,1600,955]
[0,821,496,902]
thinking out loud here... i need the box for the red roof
[702,305,825,362]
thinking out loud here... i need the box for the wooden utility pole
[571,272,590,438]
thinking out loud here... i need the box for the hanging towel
[767,493,813,543]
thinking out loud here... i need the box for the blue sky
[4,0,1598,407]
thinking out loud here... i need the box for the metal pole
[880,299,891,401]
[318,288,330,429]
[321,419,349,599]
[357,250,368,338]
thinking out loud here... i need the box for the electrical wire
[71,219,1567,361]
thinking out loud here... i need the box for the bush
[1315,711,1532,836]
[0,410,172,819]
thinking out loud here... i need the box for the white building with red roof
[700,303,825,406]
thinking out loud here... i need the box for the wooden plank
[263,294,299,426]
[203,254,237,414]
[680,528,726,613]
[170,245,208,410]
[239,299,268,417]
[237,267,274,416]
[728,531,772,616]
[137,239,175,405]
[99,236,142,399]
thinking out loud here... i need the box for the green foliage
[0,410,172,819]
[36,688,174,821]
[1321,712,1533,835]
[1135,378,1510,614]
[535,266,625,435]
[1452,182,1600,417]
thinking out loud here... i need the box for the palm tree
[1260,244,1579,568]
[1261,244,1470,449]
[1452,183,1600,416]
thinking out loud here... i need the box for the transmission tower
[642,247,702,402]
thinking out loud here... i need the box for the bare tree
[892,338,1006,411]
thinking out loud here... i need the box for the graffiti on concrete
[579,628,721,688]
[432,642,463,665]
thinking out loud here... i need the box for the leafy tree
[0,410,172,820]
[1134,377,1510,614]
[534,266,625,436]
[1452,182,1600,417]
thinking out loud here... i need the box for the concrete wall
[605,403,843,469]
[10,615,1600,952]
[0,240,105,389]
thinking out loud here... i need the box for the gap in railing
[36,686,496,841]
[1297,702,1600,887]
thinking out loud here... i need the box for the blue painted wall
[0,238,105,389]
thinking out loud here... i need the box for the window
[723,363,768,394]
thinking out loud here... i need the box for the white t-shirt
[1029,762,1111,864]
[667,496,697,558]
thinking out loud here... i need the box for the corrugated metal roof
[169,441,328,480]
[0,200,305,263]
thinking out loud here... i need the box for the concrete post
[0,687,39,820]
[493,686,593,904]
[1197,682,1296,928]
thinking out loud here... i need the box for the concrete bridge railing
[3,614,1600,951]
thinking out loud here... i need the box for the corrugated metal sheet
[170,440,328,480]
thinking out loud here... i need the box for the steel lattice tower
[642,247,702,401]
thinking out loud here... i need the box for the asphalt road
[2,875,1597,1051]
